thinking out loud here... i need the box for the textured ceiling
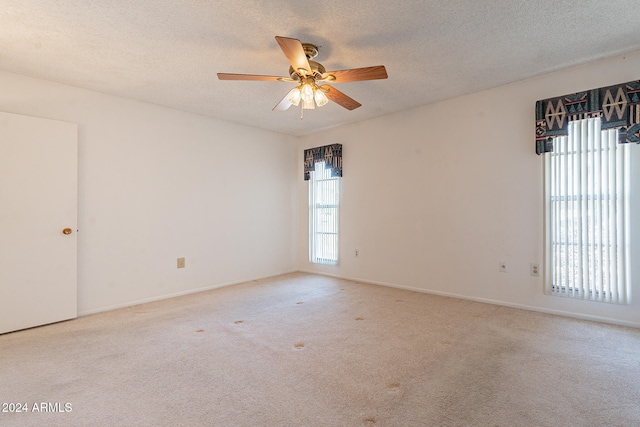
[2,1,640,136]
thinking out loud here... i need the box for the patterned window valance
[535,79,640,154]
[303,143,342,181]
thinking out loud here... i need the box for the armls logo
[30,402,72,413]
[2,402,72,413]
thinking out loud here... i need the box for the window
[309,161,340,265]
[544,117,631,303]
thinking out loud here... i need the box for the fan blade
[275,36,311,76]
[323,85,361,110]
[321,65,388,83]
[273,91,293,111]
[217,73,293,82]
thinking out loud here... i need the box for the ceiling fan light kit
[217,36,388,119]
[288,76,329,109]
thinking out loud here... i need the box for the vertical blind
[545,118,630,303]
[309,161,340,265]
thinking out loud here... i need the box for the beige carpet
[1,272,639,426]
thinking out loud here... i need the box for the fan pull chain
[300,103,304,120]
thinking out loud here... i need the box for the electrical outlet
[354,249,360,258]
[177,257,185,268]
[530,263,540,276]
[499,261,508,273]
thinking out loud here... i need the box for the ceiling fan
[217,36,388,117]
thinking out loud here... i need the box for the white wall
[298,51,640,328]
[3,49,639,327]
[0,71,297,315]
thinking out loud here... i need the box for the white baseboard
[77,270,298,317]
[299,269,640,329]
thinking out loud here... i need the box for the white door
[0,111,78,334]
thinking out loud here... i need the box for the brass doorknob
[62,228,73,235]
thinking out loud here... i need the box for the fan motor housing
[289,61,325,80]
